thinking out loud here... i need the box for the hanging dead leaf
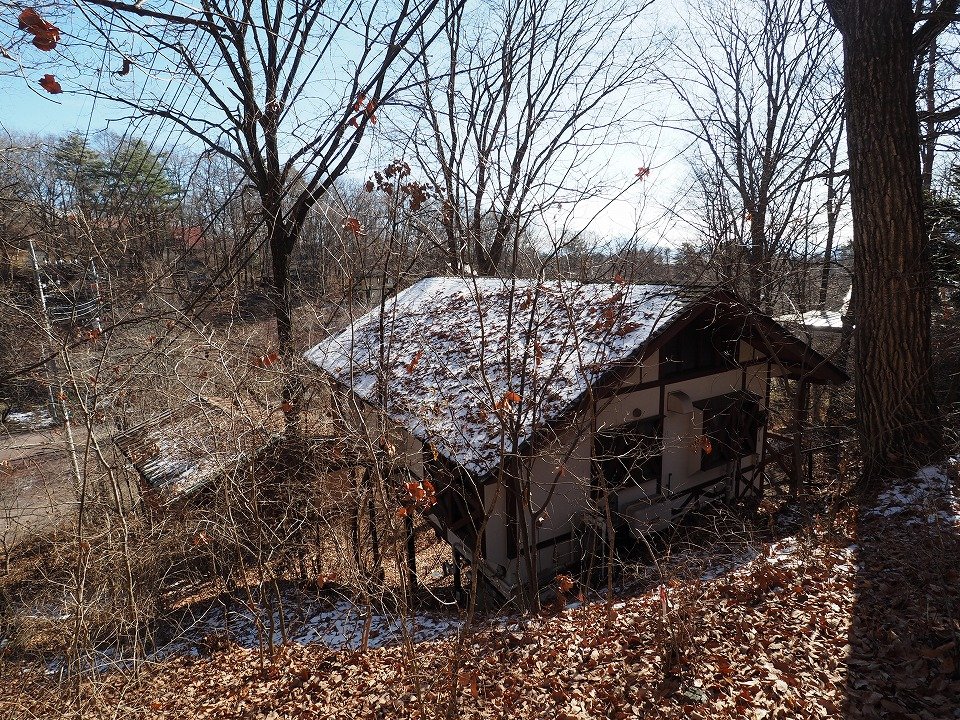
[19,8,60,51]
[18,8,42,29]
[380,435,397,457]
[635,166,650,180]
[32,34,56,51]
[494,390,522,411]
[254,349,280,368]
[343,216,363,236]
[39,73,61,94]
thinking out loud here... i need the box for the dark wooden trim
[596,376,660,399]
[611,357,768,397]
[535,530,574,552]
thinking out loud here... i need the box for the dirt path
[0,425,85,548]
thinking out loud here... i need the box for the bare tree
[825,0,953,482]
[665,0,845,310]
[916,1,960,192]
[77,0,447,397]
[410,0,658,277]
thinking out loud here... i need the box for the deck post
[791,378,810,497]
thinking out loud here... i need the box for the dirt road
[0,425,85,548]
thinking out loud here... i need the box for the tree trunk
[267,218,302,426]
[830,0,943,483]
[748,210,765,306]
[270,238,293,355]
[920,0,937,193]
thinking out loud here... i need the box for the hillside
[3,464,957,719]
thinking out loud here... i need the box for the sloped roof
[113,397,283,503]
[305,277,686,475]
[775,287,852,334]
[777,309,845,332]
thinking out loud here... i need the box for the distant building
[113,396,283,505]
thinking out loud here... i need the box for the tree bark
[829,0,943,483]
[267,215,302,426]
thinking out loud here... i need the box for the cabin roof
[305,277,847,476]
[306,277,684,474]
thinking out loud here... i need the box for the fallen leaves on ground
[2,464,958,719]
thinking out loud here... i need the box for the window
[594,417,663,489]
[696,392,765,471]
[661,321,739,378]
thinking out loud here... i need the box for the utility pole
[29,239,59,423]
[28,239,84,505]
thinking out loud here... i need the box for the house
[776,287,852,339]
[305,277,847,598]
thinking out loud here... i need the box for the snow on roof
[114,398,283,503]
[305,277,686,475]
[776,286,851,333]
[776,309,846,332]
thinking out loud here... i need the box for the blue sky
[2,84,119,137]
[0,0,845,251]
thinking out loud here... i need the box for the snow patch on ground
[3,409,57,431]
[867,463,960,529]
[156,596,458,658]
[34,590,461,676]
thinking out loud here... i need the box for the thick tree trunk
[831,0,943,483]
[270,234,294,355]
[748,207,766,308]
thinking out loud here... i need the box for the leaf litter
[3,462,958,718]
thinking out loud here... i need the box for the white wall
[423,340,774,590]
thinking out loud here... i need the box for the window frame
[592,416,664,491]
[695,391,765,471]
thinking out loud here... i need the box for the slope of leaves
[2,464,958,719]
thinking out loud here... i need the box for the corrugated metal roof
[113,397,282,503]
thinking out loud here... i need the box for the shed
[305,277,846,597]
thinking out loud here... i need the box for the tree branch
[919,101,960,124]
[78,0,223,31]
[913,0,960,55]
